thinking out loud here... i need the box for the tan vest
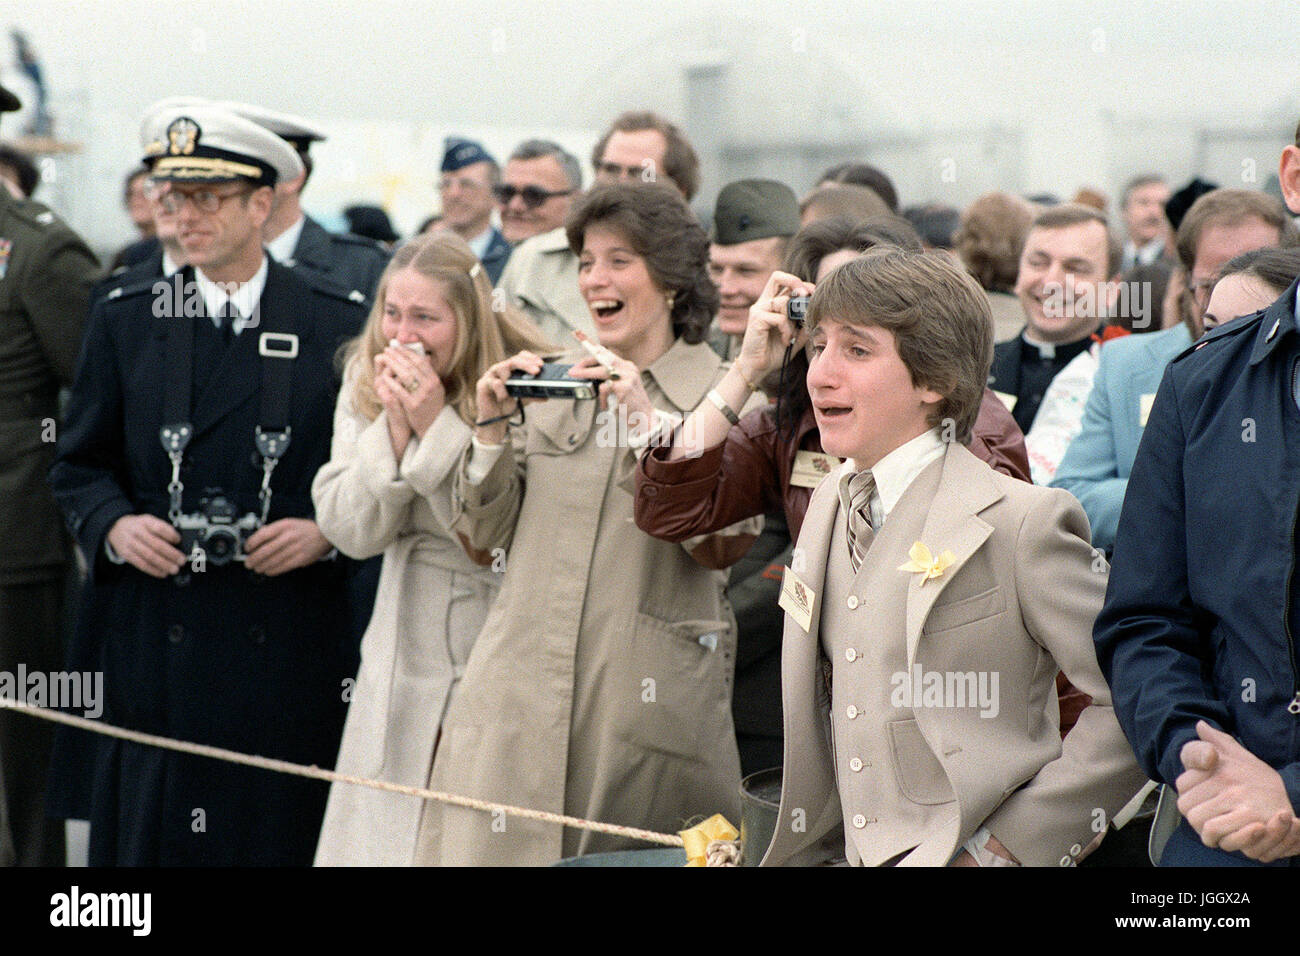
[820,459,957,866]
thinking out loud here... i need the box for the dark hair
[0,145,39,197]
[565,182,716,344]
[1111,261,1173,334]
[807,249,993,443]
[818,162,899,213]
[903,203,961,250]
[509,139,582,190]
[955,192,1036,293]
[773,214,924,436]
[1029,203,1123,278]
[1175,188,1298,273]
[591,110,699,200]
[1216,246,1300,295]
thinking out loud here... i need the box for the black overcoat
[49,260,366,865]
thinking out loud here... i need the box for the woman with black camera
[416,183,758,866]
[312,232,550,866]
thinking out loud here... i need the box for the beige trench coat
[312,374,501,866]
[416,338,752,866]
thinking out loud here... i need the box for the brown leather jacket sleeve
[635,406,784,543]
[970,387,1031,484]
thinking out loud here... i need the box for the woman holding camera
[312,232,550,866]
[416,183,757,866]
[635,214,1029,546]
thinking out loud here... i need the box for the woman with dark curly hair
[415,183,758,866]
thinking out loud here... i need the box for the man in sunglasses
[497,140,579,245]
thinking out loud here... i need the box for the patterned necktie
[844,470,876,573]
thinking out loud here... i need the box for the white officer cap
[145,104,304,187]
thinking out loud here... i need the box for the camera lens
[204,528,238,565]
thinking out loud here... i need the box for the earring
[665,292,676,311]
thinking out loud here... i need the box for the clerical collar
[1020,333,1092,363]
[1021,332,1056,360]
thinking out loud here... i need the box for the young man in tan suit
[761,249,1145,867]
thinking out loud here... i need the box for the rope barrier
[0,696,685,850]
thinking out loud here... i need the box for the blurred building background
[3,0,1295,260]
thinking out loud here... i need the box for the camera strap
[159,287,299,526]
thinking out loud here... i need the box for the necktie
[217,301,239,348]
[845,470,876,573]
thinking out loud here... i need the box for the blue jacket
[480,226,511,285]
[1051,324,1191,552]
[1094,280,1300,865]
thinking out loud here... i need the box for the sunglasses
[493,184,574,209]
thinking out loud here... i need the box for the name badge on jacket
[779,566,816,633]
[790,450,842,489]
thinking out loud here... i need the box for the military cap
[0,82,20,113]
[711,179,800,245]
[441,137,495,172]
[218,102,326,154]
[145,105,304,187]
[139,96,211,166]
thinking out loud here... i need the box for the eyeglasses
[492,184,575,209]
[157,186,253,215]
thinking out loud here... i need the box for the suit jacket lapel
[904,445,1003,667]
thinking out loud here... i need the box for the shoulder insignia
[35,210,55,225]
[348,289,366,303]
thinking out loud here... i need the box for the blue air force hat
[441,137,495,172]
[144,105,304,187]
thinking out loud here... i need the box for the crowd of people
[5,74,1300,868]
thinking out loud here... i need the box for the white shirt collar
[840,427,946,526]
[466,226,493,259]
[265,214,306,264]
[194,255,269,334]
[161,249,182,277]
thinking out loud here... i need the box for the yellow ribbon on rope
[679,813,740,867]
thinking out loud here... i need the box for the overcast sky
[5,0,1296,248]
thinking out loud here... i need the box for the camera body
[786,296,811,326]
[175,492,262,566]
[504,363,597,400]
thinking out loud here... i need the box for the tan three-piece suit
[762,442,1146,867]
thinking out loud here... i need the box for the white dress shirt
[194,256,269,334]
[265,215,305,264]
[840,427,946,529]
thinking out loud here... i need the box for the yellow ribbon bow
[679,813,740,867]
[898,541,955,583]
